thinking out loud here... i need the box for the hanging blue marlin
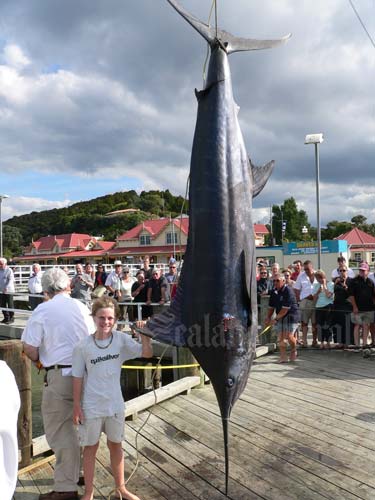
[138,0,290,494]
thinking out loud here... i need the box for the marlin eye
[226,377,235,388]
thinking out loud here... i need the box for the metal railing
[9,263,178,291]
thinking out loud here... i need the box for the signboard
[283,239,347,256]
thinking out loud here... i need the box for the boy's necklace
[92,332,113,349]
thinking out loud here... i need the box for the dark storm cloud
[0,0,374,223]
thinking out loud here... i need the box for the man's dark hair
[303,260,312,266]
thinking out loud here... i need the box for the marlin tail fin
[166,0,291,54]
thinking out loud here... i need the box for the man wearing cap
[21,268,95,500]
[105,261,123,297]
[348,261,375,349]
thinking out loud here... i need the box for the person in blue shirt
[312,270,334,349]
[265,274,299,363]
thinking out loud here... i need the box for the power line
[348,0,375,49]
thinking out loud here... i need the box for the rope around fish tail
[121,344,170,488]
[176,173,190,273]
[202,0,218,85]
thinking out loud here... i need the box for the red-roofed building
[335,227,375,263]
[18,233,115,264]
[113,217,269,263]
[253,224,269,246]
[15,218,270,265]
[114,217,189,263]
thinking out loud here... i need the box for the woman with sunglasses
[265,274,299,362]
[332,267,353,348]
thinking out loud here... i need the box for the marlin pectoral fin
[166,0,291,54]
[140,287,188,347]
[250,158,275,198]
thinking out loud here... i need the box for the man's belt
[44,364,72,371]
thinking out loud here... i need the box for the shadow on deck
[15,349,375,499]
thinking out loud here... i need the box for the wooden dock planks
[15,350,375,499]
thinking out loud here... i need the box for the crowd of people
[260,256,375,362]
[0,255,180,325]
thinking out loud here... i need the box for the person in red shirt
[290,260,302,281]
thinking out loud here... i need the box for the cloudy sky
[0,0,374,226]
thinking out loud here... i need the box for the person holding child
[72,297,152,500]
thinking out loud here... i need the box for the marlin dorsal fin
[250,158,275,198]
[166,0,291,54]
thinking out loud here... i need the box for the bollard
[0,340,32,468]
[176,347,200,379]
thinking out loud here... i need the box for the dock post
[259,295,276,344]
[176,347,200,380]
[0,340,32,467]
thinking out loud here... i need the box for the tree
[3,225,23,259]
[139,192,165,216]
[321,220,353,240]
[271,198,310,244]
[351,215,367,227]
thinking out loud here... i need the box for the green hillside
[4,190,187,259]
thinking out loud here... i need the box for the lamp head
[304,133,324,145]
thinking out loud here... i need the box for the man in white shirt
[105,260,123,298]
[294,260,318,347]
[0,258,15,324]
[70,263,94,307]
[22,268,95,500]
[0,361,20,500]
[28,263,44,310]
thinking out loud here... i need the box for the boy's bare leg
[107,439,141,500]
[81,443,99,500]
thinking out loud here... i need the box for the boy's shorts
[78,411,125,446]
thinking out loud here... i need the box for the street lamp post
[304,134,324,269]
[0,194,9,258]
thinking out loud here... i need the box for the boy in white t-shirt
[72,297,152,500]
